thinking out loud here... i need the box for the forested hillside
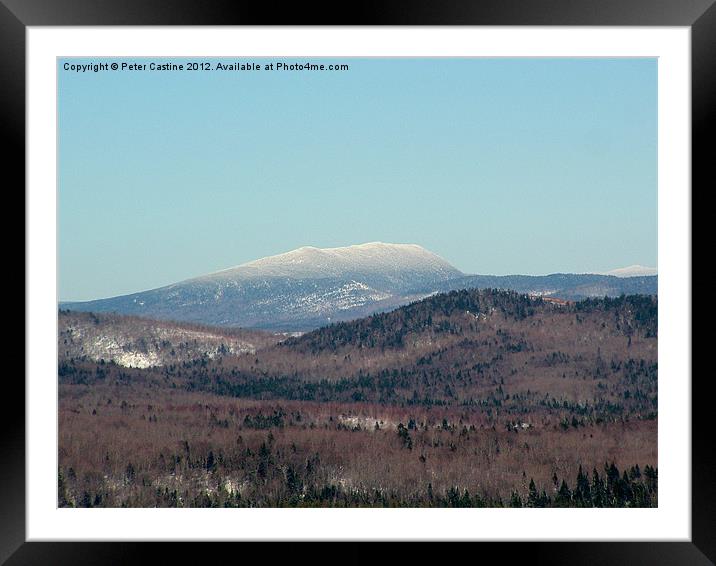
[58,289,657,508]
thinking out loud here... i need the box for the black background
[3,0,711,563]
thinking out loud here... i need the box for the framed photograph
[7,0,711,563]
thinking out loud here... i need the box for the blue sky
[59,57,657,301]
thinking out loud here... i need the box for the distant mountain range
[602,265,658,278]
[61,242,657,331]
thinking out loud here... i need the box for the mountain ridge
[61,242,658,330]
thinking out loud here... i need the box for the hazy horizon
[59,57,657,302]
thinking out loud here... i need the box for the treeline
[198,370,657,420]
[58,354,658,423]
[508,463,657,508]
[58,460,656,508]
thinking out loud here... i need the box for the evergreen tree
[574,465,592,506]
[591,468,606,507]
[527,478,544,507]
[509,491,523,508]
[555,480,572,507]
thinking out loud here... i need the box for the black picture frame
[5,1,711,563]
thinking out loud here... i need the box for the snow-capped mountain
[604,265,658,278]
[61,243,463,330]
[202,242,462,287]
[61,242,658,331]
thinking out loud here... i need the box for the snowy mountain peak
[203,242,463,281]
[242,242,431,263]
[604,265,658,278]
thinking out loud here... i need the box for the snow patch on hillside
[59,317,259,368]
[288,281,392,315]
